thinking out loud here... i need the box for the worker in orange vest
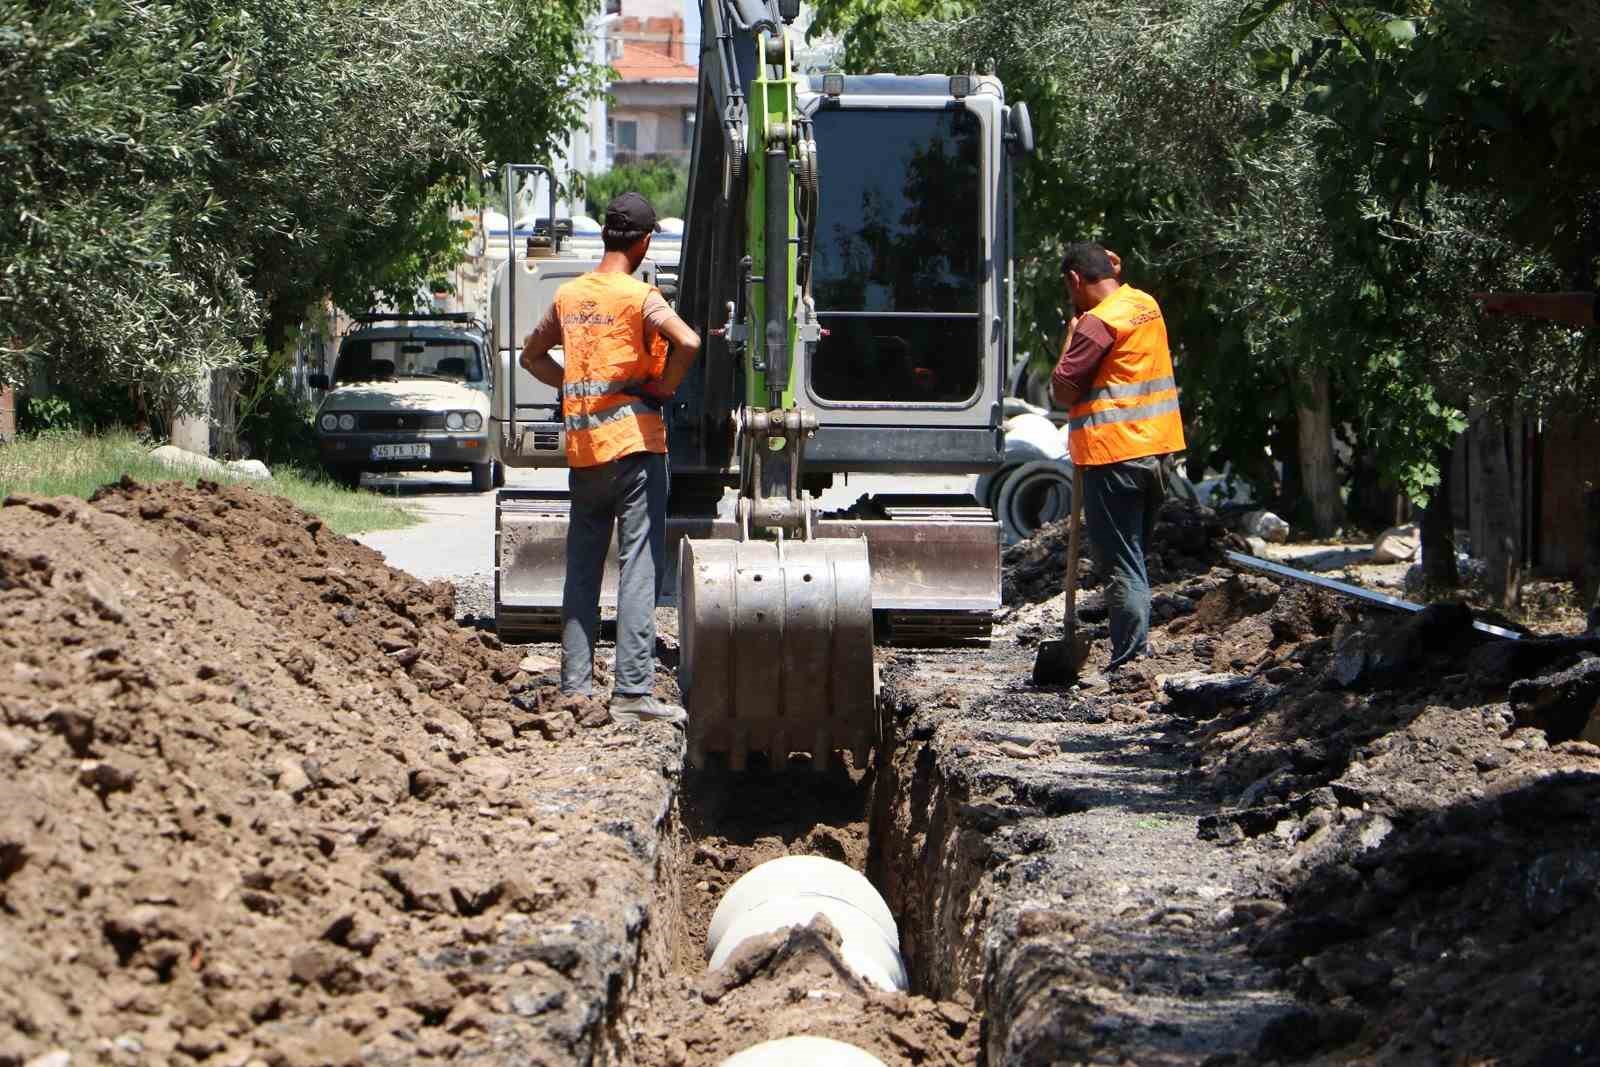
[1051,243,1186,674]
[520,192,702,723]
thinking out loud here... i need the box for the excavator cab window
[809,108,983,405]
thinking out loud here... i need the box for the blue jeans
[560,450,668,697]
[1082,455,1169,669]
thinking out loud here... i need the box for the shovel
[1031,462,1090,686]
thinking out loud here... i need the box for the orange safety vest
[1067,285,1187,467]
[555,272,669,468]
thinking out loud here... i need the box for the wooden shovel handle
[1064,463,1085,632]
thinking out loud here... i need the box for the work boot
[609,693,687,726]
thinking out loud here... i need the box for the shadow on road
[359,472,479,497]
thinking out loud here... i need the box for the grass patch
[0,431,417,537]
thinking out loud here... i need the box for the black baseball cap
[603,191,661,236]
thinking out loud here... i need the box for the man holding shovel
[1036,243,1185,685]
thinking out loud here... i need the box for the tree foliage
[583,158,690,221]
[0,0,599,412]
[808,0,1590,510]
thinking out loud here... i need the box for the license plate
[371,443,430,460]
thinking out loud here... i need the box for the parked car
[310,312,501,492]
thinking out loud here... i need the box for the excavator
[489,0,1035,769]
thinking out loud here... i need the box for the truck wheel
[470,461,494,493]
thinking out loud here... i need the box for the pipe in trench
[719,1035,889,1066]
[704,855,907,993]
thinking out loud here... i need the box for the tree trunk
[1421,435,1459,590]
[213,369,241,460]
[1473,404,1522,611]
[1584,486,1600,633]
[1296,365,1343,536]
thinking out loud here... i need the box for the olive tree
[0,0,599,418]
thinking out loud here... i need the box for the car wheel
[491,460,506,489]
[470,461,494,493]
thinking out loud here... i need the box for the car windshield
[334,337,484,384]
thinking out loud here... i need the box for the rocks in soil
[1369,523,1419,563]
[1324,602,1478,690]
[1159,672,1265,717]
[1002,501,1228,604]
[1468,634,1600,688]
[1508,656,1600,742]
[1238,509,1290,543]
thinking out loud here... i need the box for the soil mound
[0,479,669,1065]
[1159,565,1600,1064]
[1002,500,1229,604]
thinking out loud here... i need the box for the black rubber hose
[764,141,788,404]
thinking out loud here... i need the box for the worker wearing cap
[1051,242,1186,672]
[520,192,702,723]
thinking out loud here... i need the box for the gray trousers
[561,450,668,697]
[1082,454,1169,670]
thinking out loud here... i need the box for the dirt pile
[0,479,679,1066]
[1157,568,1600,1063]
[1001,500,1230,604]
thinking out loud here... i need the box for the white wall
[621,0,682,18]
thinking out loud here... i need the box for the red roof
[612,43,697,84]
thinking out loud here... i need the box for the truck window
[810,107,983,405]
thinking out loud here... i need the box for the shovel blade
[1032,633,1090,686]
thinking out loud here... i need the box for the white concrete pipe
[719,1036,889,1066]
[705,855,907,992]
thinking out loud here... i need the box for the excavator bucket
[678,537,876,770]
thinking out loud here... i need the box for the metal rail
[501,163,560,430]
[1224,550,1522,641]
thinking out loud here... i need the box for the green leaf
[1384,20,1416,45]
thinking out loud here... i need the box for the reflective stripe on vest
[553,272,668,467]
[1066,286,1187,467]
[1079,374,1176,406]
[564,399,658,432]
[562,378,644,399]
[1068,394,1182,433]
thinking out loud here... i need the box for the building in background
[606,1,698,166]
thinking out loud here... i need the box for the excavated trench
[616,667,991,1067]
